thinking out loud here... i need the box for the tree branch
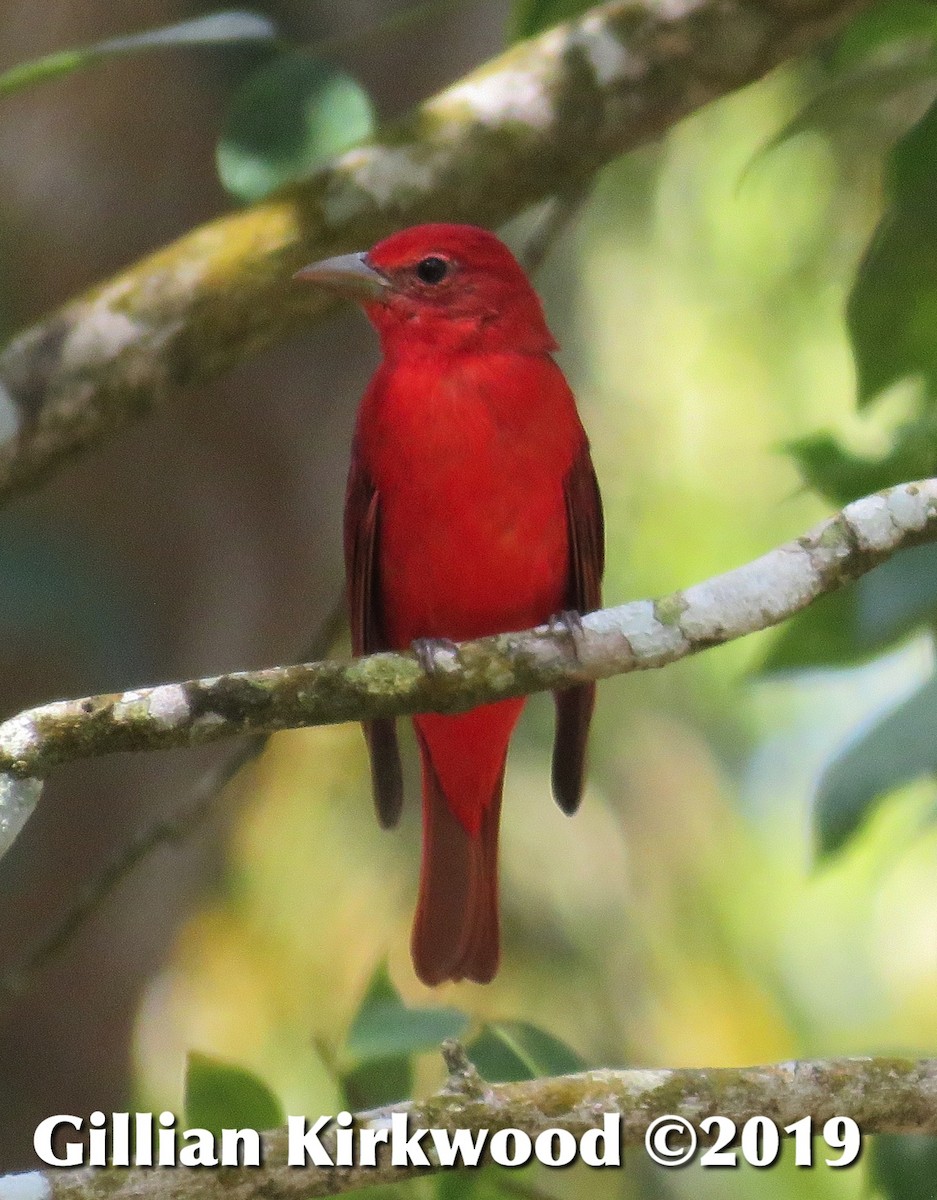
[2,1054,936,1198]
[0,478,934,859]
[0,597,347,1008]
[0,0,874,503]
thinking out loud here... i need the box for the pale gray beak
[293,251,389,299]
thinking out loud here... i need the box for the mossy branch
[0,477,934,860]
[0,0,874,501]
[2,1054,936,1197]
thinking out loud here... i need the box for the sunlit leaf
[217,51,374,202]
[815,673,937,857]
[0,12,279,98]
[870,1134,937,1199]
[511,0,595,40]
[184,1052,284,1138]
[466,1021,585,1083]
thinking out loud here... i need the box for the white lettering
[580,1114,621,1166]
[157,1112,176,1166]
[390,1112,430,1167]
[135,1113,153,1167]
[110,1113,130,1167]
[287,1115,334,1166]
[178,1129,217,1167]
[334,1112,354,1167]
[358,1123,389,1167]
[429,1127,488,1167]
[489,1129,532,1167]
[535,1128,576,1166]
[220,1128,261,1167]
[33,1116,83,1168]
[87,1113,107,1167]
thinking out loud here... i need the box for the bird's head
[294,223,556,356]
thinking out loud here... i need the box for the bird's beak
[293,251,390,300]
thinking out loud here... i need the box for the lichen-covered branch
[0,597,347,1007]
[0,0,874,502]
[0,478,933,860]
[2,1053,936,1199]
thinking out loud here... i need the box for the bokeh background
[0,1,932,1196]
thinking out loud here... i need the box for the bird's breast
[360,351,582,647]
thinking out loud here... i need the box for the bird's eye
[415,256,449,285]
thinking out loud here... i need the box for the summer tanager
[296,224,604,986]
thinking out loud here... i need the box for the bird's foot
[412,636,460,675]
[549,609,586,664]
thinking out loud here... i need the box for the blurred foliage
[848,98,937,405]
[117,0,937,1193]
[341,962,468,1107]
[184,1052,284,1137]
[465,1020,587,1081]
[870,1133,937,1199]
[217,52,375,202]
[510,0,595,39]
[0,10,376,204]
[0,12,280,98]
[7,0,937,1196]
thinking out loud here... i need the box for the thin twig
[0,597,346,1007]
[517,185,592,277]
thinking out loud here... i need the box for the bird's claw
[412,637,460,675]
[549,609,586,664]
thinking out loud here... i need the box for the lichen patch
[147,683,191,729]
[437,68,554,130]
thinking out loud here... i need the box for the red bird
[296,225,603,986]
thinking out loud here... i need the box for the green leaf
[815,673,937,857]
[848,208,937,404]
[756,58,937,161]
[466,1021,586,1083]
[184,1052,284,1138]
[891,90,937,199]
[760,587,867,673]
[870,1134,937,1199]
[836,1,937,69]
[216,52,374,202]
[786,431,932,506]
[511,0,595,41]
[342,1056,413,1111]
[344,964,469,1063]
[858,543,937,644]
[0,12,279,98]
[340,963,469,1109]
[848,98,937,404]
[762,544,937,673]
[435,1173,481,1200]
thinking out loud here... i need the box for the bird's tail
[410,702,521,986]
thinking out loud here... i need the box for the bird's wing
[552,440,605,815]
[345,453,403,828]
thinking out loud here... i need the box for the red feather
[329,224,604,984]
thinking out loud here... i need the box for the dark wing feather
[344,453,403,828]
[552,440,604,815]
